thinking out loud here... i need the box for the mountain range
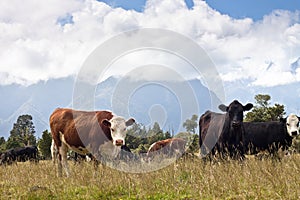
[1,76,299,140]
[0,76,218,139]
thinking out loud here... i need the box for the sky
[97,0,300,20]
[0,0,300,138]
[0,0,299,90]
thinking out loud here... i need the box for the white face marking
[109,116,128,146]
[286,114,300,137]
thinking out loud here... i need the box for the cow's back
[50,108,113,151]
[199,111,225,151]
[244,121,291,152]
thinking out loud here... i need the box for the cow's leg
[50,139,57,164]
[91,155,103,178]
[58,143,70,177]
[57,154,63,177]
[216,143,223,160]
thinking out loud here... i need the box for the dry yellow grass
[0,155,299,199]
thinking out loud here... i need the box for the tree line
[0,114,200,159]
[0,94,299,159]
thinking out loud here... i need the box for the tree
[176,132,199,153]
[187,134,199,153]
[38,130,52,159]
[164,131,172,139]
[245,94,285,122]
[0,137,5,152]
[125,123,148,149]
[147,122,164,145]
[255,94,270,108]
[8,114,37,147]
[183,114,198,134]
[5,137,22,149]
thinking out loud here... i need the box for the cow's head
[219,100,253,128]
[281,114,300,137]
[102,116,135,146]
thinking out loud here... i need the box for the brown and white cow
[49,108,135,177]
[147,138,186,161]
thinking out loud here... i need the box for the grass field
[0,155,299,200]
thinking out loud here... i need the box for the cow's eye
[286,123,290,126]
[111,129,115,132]
[123,128,126,131]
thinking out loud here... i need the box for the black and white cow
[244,113,300,155]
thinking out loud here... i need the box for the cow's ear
[280,117,286,123]
[218,104,228,112]
[102,119,111,127]
[126,118,135,127]
[243,103,253,111]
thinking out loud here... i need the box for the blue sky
[205,0,300,20]
[98,0,300,20]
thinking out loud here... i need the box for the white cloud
[0,0,299,87]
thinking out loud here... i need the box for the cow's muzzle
[115,139,124,146]
[291,131,299,137]
[232,121,241,128]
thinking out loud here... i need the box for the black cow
[199,100,253,160]
[244,113,300,156]
[0,149,16,165]
[15,146,39,162]
[0,146,38,165]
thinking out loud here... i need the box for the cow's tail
[50,139,57,164]
[199,121,205,158]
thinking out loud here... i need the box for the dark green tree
[164,131,172,139]
[38,130,52,159]
[245,94,285,122]
[147,122,164,145]
[8,114,36,147]
[134,144,148,154]
[126,123,148,149]
[186,134,199,153]
[183,114,198,134]
[0,137,6,152]
[5,137,22,149]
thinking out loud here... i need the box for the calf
[49,108,135,177]
[199,100,253,160]
[147,138,186,161]
[244,114,300,155]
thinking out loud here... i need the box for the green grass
[0,155,299,199]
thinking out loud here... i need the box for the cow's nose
[232,121,241,127]
[291,131,298,136]
[115,139,124,146]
